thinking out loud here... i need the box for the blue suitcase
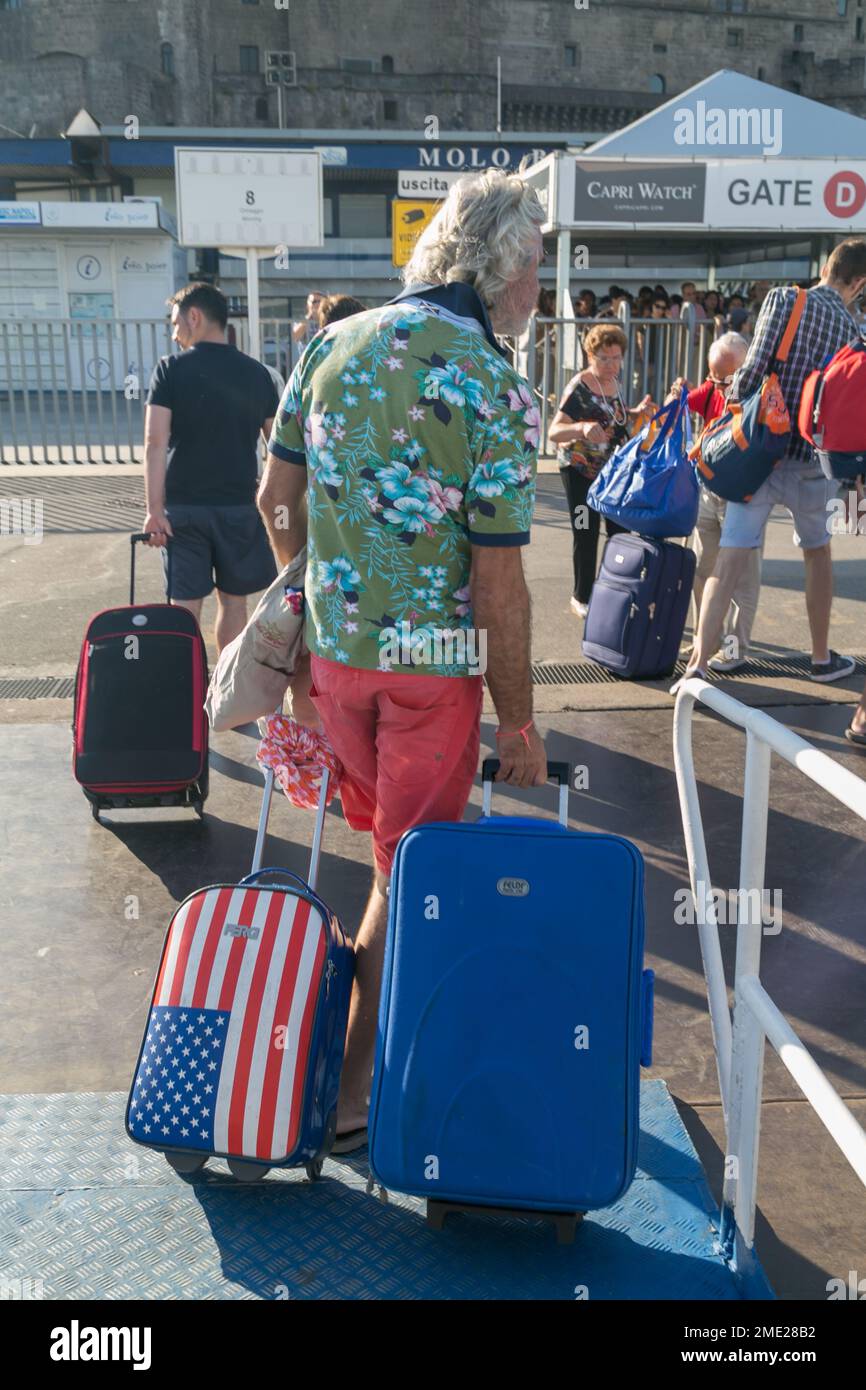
[582,533,696,679]
[367,761,654,1232]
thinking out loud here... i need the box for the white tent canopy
[586,70,866,161]
[519,70,866,311]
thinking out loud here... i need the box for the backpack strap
[774,287,808,366]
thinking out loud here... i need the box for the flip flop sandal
[844,724,866,748]
[330,1127,368,1155]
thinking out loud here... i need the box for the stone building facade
[0,0,864,139]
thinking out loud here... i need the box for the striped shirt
[731,285,860,462]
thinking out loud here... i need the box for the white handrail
[740,975,866,1189]
[673,677,866,1270]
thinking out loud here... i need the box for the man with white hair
[257,169,547,1152]
[688,332,761,673]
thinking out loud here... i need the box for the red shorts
[309,655,483,876]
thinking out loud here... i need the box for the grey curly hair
[401,168,546,311]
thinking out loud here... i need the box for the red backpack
[799,339,866,481]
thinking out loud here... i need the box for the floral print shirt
[268,282,539,677]
[556,377,631,481]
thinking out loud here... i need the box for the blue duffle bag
[588,386,699,538]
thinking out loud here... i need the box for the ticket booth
[0,199,186,390]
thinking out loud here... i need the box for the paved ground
[1,466,865,1300]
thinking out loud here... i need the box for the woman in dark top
[549,323,653,616]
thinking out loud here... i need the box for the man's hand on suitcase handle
[495,721,548,788]
[142,512,174,548]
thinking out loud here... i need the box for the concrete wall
[2,0,863,137]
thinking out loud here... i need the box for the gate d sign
[824,171,866,220]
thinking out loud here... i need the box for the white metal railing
[0,317,175,463]
[0,305,718,464]
[0,315,298,464]
[673,678,866,1278]
[508,302,719,451]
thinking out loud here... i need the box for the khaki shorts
[720,458,837,551]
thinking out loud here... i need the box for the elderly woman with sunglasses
[549,322,653,617]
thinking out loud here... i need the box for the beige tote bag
[205,547,307,732]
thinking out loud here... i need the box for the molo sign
[704,160,866,230]
[417,146,548,169]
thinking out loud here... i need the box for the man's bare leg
[171,596,204,623]
[336,869,390,1134]
[214,590,248,654]
[803,542,832,665]
[728,545,763,659]
[850,680,866,737]
[288,650,322,730]
[687,546,753,673]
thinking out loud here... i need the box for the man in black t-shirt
[144,282,279,652]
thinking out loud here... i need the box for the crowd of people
[552,239,866,696]
[571,280,769,337]
[140,174,865,1147]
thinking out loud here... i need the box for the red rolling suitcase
[73,532,209,821]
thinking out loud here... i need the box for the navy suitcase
[367,761,654,1233]
[582,533,696,679]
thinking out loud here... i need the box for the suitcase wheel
[305,1159,324,1182]
[164,1150,208,1176]
[227,1158,270,1182]
[193,798,204,819]
[90,801,102,823]
[365,1174,389,1203]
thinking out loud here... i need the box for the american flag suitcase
[126,755,354,1181]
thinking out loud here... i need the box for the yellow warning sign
[392,199,440,267]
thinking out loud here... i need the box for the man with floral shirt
[258,169,547,1151]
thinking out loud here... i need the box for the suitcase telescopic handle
[239,868,308,891]
[251,751,330,892]
[130,531,173,605]
[481,758,571,828]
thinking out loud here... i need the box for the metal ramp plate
[0,1080,770,1300]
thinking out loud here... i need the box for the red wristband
[495,720,534,748]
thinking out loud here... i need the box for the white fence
[673,678,866,1286]
[0,316,301,463]
[518,302,717,449]
[0,304,719,463]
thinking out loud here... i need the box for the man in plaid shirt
[677,239,866,689]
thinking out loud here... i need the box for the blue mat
[0,1080,770,1300]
